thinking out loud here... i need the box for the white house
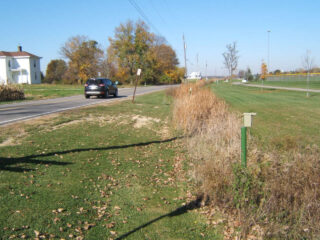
[187,72,202,80]
[0,46,41,85]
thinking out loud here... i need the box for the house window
[34,60,36,68]
[8,60,11,68]
[35,72,37,80]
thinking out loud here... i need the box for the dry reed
[0,84,24,101]
[172,82,320,239]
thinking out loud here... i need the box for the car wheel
[104,90,109,98]
[113,89,118,97]
[85,95,90,99]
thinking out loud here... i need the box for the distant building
[187,72,202,80]
[0,46,41,85]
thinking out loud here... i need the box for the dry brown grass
[0,84,24,101]
[260,146,320,239]
[172,83,320,239]
[172,82,241,212]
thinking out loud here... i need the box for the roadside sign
[137,69,141,76]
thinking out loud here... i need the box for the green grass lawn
[0,92,220,239]
[254,77,320,90]
[23,84,84,100]
[0,84,84,105]
[211,83,320,149]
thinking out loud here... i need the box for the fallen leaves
[52,208,65,214]
[114,206,121,210]
[106,222,116,229]
[83,222,96,230]
[33,230,47,239]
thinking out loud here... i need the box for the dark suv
[84,78,118,99]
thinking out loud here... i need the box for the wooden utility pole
[132,69,141,103]
[183,34,187,81]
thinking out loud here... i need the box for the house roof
[0,51,40,58]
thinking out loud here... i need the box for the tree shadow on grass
[0,137,180,173]
[115,195,204,240]
[0,157,71,172]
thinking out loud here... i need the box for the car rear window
[86,79,103,84]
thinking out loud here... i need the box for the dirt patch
[49,115,127,131]
[159,125,170,139]
[131,115,161,128]
[157,119,171,139]
[0,129,27,147]
[51,119,86,130]
[0,137,15,147]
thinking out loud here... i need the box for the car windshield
[86,79,103,85]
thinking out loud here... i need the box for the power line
[128,0,183,69]
[149,0,167,25]
[127,0,162,36]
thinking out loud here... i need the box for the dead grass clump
[173,83,241,204]
[0,84,24,101]
[261,146,320,239]
[172,83,320,239]
[173,83,229,133]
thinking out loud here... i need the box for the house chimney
[18,45,22,52]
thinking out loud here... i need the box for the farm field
[211,83,320,148]
[0,91,220,239]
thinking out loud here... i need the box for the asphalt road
[0,85,174,126]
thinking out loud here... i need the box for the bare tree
[302,50,315,97]
[222,42,239,79]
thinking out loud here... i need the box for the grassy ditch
[0,92,220,239]
[171,82,320,239]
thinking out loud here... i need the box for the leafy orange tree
[107,20,181,84]
[61,36,104,84]
[261,62,268,80]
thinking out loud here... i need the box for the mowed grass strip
[256,77,320,90]
[0,92,220,239]
[211,83,320,148]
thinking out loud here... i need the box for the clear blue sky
[1,0,319,76]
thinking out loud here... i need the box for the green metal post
[241,126,247,168]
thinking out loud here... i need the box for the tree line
[44,20,184,85]
[222,42,319,82]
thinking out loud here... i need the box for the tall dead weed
[172,82,320,239]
